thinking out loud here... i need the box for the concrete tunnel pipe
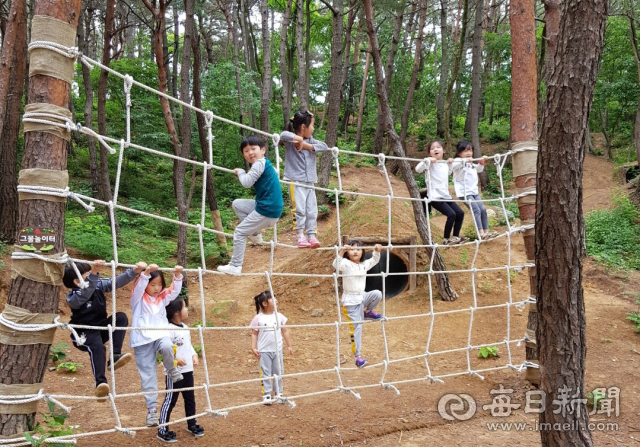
[363,250,409,299]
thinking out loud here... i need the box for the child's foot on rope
[217,264,242,275]
[156,430,177,443]
[487,231,499,239]
[94,382,109,399]
[364,310,382,320]
[296,237,311,248]
[307,235,321,249]
[167,368,184,383]
[107,352,133,371]
[146,409,159,427]
[275,393,286,404]
[186,425,205,438]
[262,394,273,405]
[355,356,368,368]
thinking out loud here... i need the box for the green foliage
[24,401,77,447]
[49,343,69,364]
[585,194,640,271]
[587,389,607,411]
[627,300,640,332]
[325,186,347,205]
[56,362,83,373]
[317,204,331,219]
[479,118,510,143]
[478,346,499,359]
[0,240,7,269]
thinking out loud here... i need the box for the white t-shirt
[250,312,288,353]
[332,251,381,306]
[163,322,197,374]
[452,158,485,197]
[415,160,453,200]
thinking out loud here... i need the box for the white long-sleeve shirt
[332,251,381,306]
[164,322,198,374]
[415,160,453,200]
[130,273,183,348]
[452,158,485,197]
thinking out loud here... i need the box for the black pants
[431,201,465,239]
[71,312,128,387]
[158,371,197,434]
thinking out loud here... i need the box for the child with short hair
[332,240,383,369]
[217,135,284,275]
[130,264,184,427]
[280,110,328,248]
[156,298,204,443]
[63,260,144,398]
[250,291,293,405]
[452,140,498,240]
[415,140,468,245]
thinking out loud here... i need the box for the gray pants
[133,337,175,411]
[260,351,284,395]
[463,194,488,231]
[287,180,317,236]
[342,290,383,357]
[230,199,279,267]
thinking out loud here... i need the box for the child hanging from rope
[250,290,293,405]
[452,140,498,240]
[280,110,328,248]
[63,260,144,399]
[130,263,184,427]
[156,298,204,442]
[332,240,383,369]
[415,140,468,245]
[217,135,284,275]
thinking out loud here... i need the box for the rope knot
[204,111,214,127]
[271,133,280,147]
[377,153,386,166]
[330,147,339,158]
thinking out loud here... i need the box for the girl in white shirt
[250,291,293,405]
[332,240,383,369]
[130,264,183,427]
[452,140,498,240]
[415,140,467,245]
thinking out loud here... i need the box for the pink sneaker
[297,237,311,248]
[307,235,320,249]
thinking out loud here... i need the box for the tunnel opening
[364,250,409,299]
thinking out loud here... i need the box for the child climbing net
[0,38,538,445]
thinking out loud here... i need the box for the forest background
[0,0,639,275]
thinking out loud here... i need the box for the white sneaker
[167,368,184,383]
[217,264,241,275]
[262,395,272,406]
[248,233,263,245]
[275,393,285,404]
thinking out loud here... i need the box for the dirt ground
[1,154,639,447]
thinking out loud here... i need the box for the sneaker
[157,430,177,443]
[364,310,382,320]
[355,356,368,368]
[146,409,159,427]
[262,395,273,405]
[441,238,450,246]
[297,237,311,248]
[487,231,499,239]
[94,382,109,399]
[167,368,184,383]
[275,393,285,403]
[307,235,321,249]
[107,352,133,370]
[217,264,241,275]
[186,425,205,437]
[248,233,263,245]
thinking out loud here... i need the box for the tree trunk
[259,0,271,133]
[0,0,81,436]
[444,0,469,151]
[469,0,487,188]
[436,0,450,138]
[537,1,607,445]
[279,0,294,127]
[363,0,457,302]
[97,0,120,234]
[627,11,640,168]
[171,4,179,101]
[0,0,28,244]
[193,18,226,246]
[295,0,308,110]
[219,0,246,136]
[355,51,370,151]
[317,0,345,204]
[373,4,405,155]
[77,3,100,200]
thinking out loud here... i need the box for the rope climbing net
[0,40,538,445]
